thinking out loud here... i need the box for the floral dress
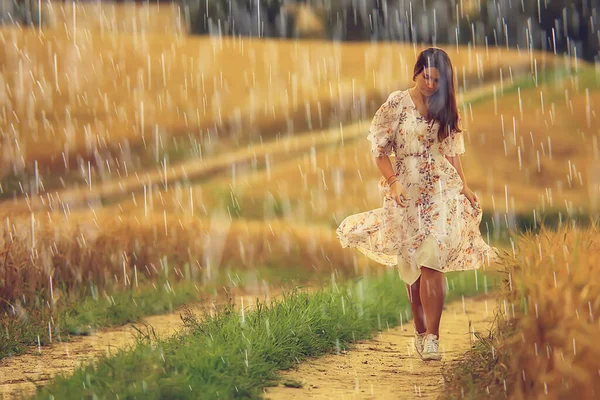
[336,89,498,285]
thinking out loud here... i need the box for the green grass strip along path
[1,281,200,360]
[32,269,503,399]
[2,265,328,361]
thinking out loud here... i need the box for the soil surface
[265,295,495,400]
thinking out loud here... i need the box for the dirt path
[265,295,495,400]
[1,291,494,399]
[0,288,280,399]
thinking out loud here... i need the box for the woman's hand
[390,181,410,208]
[461,186,480,209]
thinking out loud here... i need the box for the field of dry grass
[0,2,553,191]
[43,1,185,35]
[0,207,361,305]
[116,69,598,227]
[443,224,600,398]
[0,2,596,335]
[2,5,600,398]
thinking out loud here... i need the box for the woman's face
[415,66,440,97]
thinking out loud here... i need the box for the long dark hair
[412,47,461,142]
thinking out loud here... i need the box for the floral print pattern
[337,89,498,285]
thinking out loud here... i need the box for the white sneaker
[422,333,442,361]
[414,331,426,358]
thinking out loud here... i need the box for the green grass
[59,282,199,336]
[33,269,503,399]
[0,264,341,361]
[0,280,201,360]
[464,64,599,117]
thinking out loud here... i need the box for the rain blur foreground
[0,0,599,398]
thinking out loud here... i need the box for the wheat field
[0,2,597,316]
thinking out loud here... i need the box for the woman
[336,47,498,361]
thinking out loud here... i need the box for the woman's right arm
[375,155,409,208]
[368,91,409,208]
[374,155,396,184]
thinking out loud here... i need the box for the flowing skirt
[336,176,499,285]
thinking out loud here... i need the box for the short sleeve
[439,128,466,157]
[367,91,403,157]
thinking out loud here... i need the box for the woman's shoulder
[386,89,408,102]
[381,89,408,110]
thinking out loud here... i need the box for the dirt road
[265,295,495,400]
[1,292,494,399]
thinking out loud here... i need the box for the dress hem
[401,251,495,286]
[340,234,499,286]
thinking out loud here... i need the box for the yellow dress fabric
[336,89,499,285]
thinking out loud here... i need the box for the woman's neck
[410,86,429,105]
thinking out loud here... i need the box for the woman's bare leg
[419,266,447,338]
[406,277,426,333]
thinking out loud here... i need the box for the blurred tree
[459,0,541,50]
[0,0,43,26]
[531,0,599,61]
[178,0,599,61]
[458,0,599,61]
[307,0,457,43]
[181,0,297,38]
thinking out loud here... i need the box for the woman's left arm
[446,155,479,208]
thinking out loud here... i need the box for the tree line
[3,0,597,61]
[179,0,599,61]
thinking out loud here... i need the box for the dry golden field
[443,224,600,399]
[0,2,554,187]
[1,4,600,399]
[227,75,600,220]
[107,69,600,231]
[500,225,600,398]
[0,2,597,315]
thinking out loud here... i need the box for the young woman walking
[337,47,498,361]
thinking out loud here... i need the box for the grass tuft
[282,380,304,388]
